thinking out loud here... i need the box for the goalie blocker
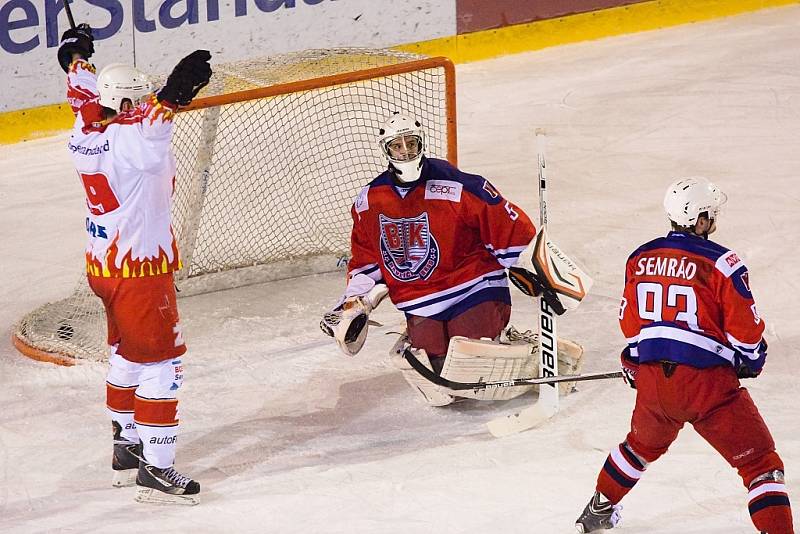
[509,228,593,315]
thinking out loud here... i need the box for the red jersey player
[321,114,588,405]
[575,177,793,533]
[58,25,211,504]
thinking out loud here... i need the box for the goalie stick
[487,128,560,438]
[402,348,622,390]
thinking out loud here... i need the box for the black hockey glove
[733,352,761,379]
[157,50,213,106]
[620,347,639,390]
[508,266,566,315]
[58,23,94,73]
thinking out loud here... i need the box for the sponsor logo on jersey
[68,140,110,156]
[482,180,500,199]
[424,180,462,202]
[716,250,744,278]
[378,212,439,281]
[726,252,741,268]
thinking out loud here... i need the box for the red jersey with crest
[620,231,767,374]
[347,158,536,320]
[66,59,181,278]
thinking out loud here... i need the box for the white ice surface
[1,7,799,533]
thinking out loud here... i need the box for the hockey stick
[487,128,560,438]
[402,348,622,390]
[63,0,76,29]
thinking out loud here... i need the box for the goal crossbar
[13,48,458,365]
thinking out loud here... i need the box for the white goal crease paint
[1,7,799,533]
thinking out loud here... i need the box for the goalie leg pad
[440,336,536,401]
[501,326,585,395]
[389,334,454,407]
[555,337,584,395]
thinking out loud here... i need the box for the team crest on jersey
[379,213,440,281]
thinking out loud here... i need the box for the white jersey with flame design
[66,60,181,278]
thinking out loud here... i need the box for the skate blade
[111,470,137,488]
[134,487,200,506]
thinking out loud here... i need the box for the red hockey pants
[596,362,793,534]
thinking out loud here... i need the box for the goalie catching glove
[320,277,389,356]
[509,228,593,315]
[157,50,212,106]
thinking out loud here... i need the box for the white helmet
[97,63,153,112]
[378,113,426,183]
[663,176,727,227]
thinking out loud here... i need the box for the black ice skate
[135,461,200,506]
[575,491,622,533]
[112,440,143,487]
[111,421,142,487]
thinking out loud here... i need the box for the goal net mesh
[13,49,456,364]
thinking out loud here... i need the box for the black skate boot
[111,421,142,487]
[575,491,621,533]
[135,460,200,505]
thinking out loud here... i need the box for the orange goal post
[12,49,457,365]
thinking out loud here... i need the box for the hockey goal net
[13,49,457,365]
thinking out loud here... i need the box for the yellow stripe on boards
[1,0,798,144]
[0,103,74,144]
[394,0,800,63]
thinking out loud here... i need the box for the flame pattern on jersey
[620,231,767,374]
[347,158,536,320]
[85,231,181,277]
[67,61,181,278]
[66,60,97,115]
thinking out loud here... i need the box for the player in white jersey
[58,24,211,505]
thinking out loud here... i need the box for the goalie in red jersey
[575,177,793,534]
[321,113,591,406]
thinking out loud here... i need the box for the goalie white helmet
[97,63,154,112]
[663,176,727,227]
[378,113,426,183]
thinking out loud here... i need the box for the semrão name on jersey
[635,256,697,280]
[69,140,110,156]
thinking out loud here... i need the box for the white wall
[0,0,456,112]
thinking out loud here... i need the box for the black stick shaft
[64,0,76,29]
[402,348,622,391]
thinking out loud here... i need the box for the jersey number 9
[79,172,120,215]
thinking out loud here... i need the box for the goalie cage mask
[378,113,426,183]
